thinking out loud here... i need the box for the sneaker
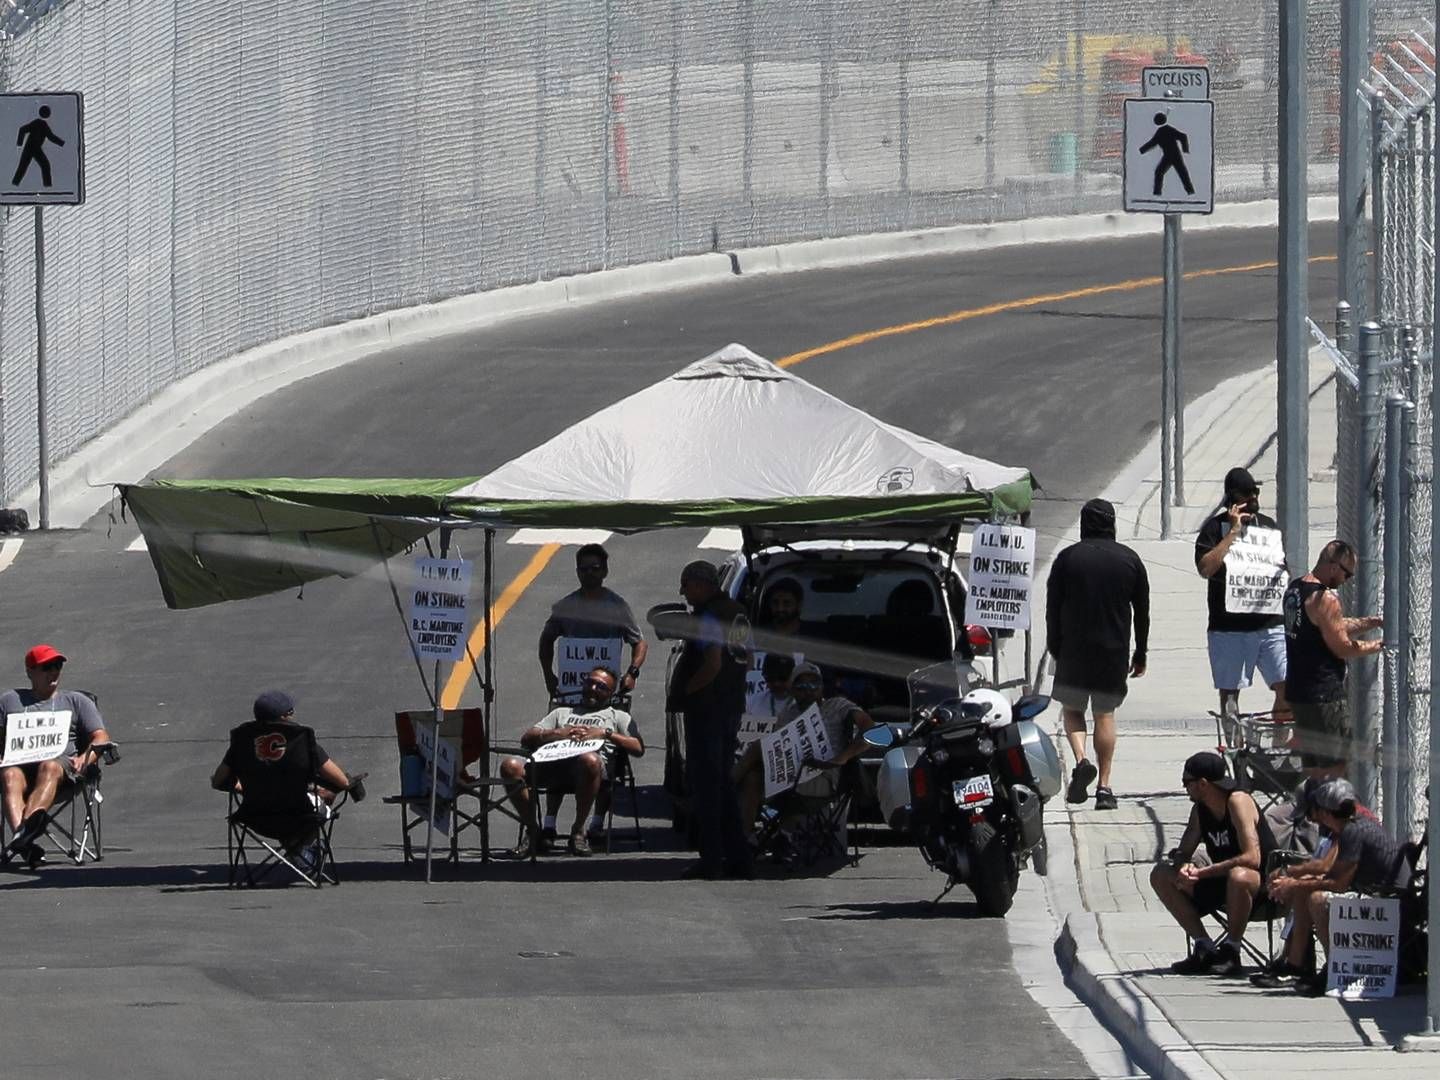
[1093,786,1118,811]
[1250,962,1306,989]
[1170,941,1219,975]
[680,861,723,881]
[1210,941,1244,977]
[1067,759,1098,805]
[539,825,558,854]
[568,833,592,857]
[508,833,536,859]
[1294,972,1330,997]
[23,842,45,870]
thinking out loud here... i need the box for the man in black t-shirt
[1257,778,1410,994]
[1194,468,1289,721]
[210,691,364,855]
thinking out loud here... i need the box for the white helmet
[959,688,1012,730]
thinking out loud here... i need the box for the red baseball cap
[24,644,66,668]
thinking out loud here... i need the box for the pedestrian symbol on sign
[1138,112,1193,196]
[12,105,64,188]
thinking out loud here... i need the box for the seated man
[210,691,365,867]
[1,644,111,867]
[734,661,875,843]
[499,666,642,857]
[1254,778,1411,995]
[1150,751,1277,976]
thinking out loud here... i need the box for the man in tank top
[1149,751,1277,977]
[1282,541,1381,779]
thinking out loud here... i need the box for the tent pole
[425,526,453,883]
[482,527,496,862]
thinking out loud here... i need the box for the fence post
[1354,321,1384,806]
[1338,0,1369,322]
[741,0,754,216]
[1398,397,1418,843]
[1371,90,1386,327]
[668,0,681,255]
[897,0,910,218]
[1383,393,1406,836]
[601,0,613,268]
[1277,0,1309,577]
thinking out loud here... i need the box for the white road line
[126,536,148,552]
[696,527,743,550]
[0,537,21,573]
[507,528,613,547]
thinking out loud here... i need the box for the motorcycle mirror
[862,725,896,750]
[1014,694,1051,721]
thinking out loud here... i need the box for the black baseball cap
[1182,751,1238,792]
[1224,467,1261,497]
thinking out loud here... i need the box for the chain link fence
[0,1,1427,504]
[1326,15,1435,839]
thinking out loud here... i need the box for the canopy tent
[121,344,1035,610]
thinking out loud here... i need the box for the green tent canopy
[121,345,1035,609]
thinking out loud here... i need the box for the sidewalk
[1035,351,1436,1078]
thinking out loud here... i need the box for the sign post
[0,93,85,531]
[1123,74,1212,539]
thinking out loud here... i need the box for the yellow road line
[442,250,1338,702]
[776,254,1337,368]
[440,542,562,708]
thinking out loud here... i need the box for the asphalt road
[0,224,1336,1080]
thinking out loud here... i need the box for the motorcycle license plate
[952,774,995,809]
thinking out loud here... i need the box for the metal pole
[34,206,48,531]
[984,0,996,204]
[1338,0,1369,322]
[535,0,548,278]
[1371,90,1387,326]
[1160,214,1176,540]
[481,527,496,862]
[897,0,910,222]
[1173,214,1185,504]
[1396,399,1417,843]
[818,0,833,203]
[1277,0,1310,577]
[1422,0,1440,1036]
[669,0,681,255]
[601,0,613,268]
[1354,322,1384,806]
[1072,0,1085,208]
[1336,300,1353,356]
[742,0,754,212]
[1382,394,1405,835]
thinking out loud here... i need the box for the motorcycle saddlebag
[994,720,1063,801]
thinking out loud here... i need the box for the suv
[648,523,1026,829]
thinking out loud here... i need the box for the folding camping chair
[1,701,120,870]
[1211,708,1305,813]
[753,760,861,871]
[227,785,355,888]
[384,708,516,864]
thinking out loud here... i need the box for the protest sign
[1325,894,1401,999]
[760,703,835,798]
[555,637,623,700]
[965,524,1036,630]
[529,737,606,764]
[736,714,777,749]
[1223,525,1286,615]
[1,710,69,767]
[412,718,459,834]
[408,557,473,662]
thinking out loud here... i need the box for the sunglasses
[792,679,822,690]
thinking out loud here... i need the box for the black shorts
[1291,699,1351,767]
[531,755,611,792]
[1191,877,1228,916]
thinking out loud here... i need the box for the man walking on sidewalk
[1194,467,1289,722]
[1046,498,1150,810]
[1282,540,1382,779]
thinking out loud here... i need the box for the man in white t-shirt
[1,644,111,867]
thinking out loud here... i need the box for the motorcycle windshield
[907,660,970,715]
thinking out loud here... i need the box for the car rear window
[754,563,944,623]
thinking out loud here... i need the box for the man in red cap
[1,644,110,866]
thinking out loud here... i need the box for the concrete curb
[21,195,1338,529]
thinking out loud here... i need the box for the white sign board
[1326,895,1401,999]
[0,93,84,205]
[1141,65,1210,100]
[965,524,1036,631]
[529,737,606,764]
[759,703,835,799]
[736,713,777,749]
[1223,525,1287,615]
[408,557,473,662]
[1,709,69,766]
[555,637,623,701]
[412,718,458,834]
[1123,98,1214,214]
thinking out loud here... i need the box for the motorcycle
[863,662,1062,916]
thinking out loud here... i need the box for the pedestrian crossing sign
[0,92,84,206]
[1122,98,1212,214]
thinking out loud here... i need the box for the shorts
[1191,877,1228,916]
[1207,627,1287,691]
[1290,699,1351,767]
[1052,682,1126,714]
[531,755,612,792]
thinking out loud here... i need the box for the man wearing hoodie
[1045,498,1150,810]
